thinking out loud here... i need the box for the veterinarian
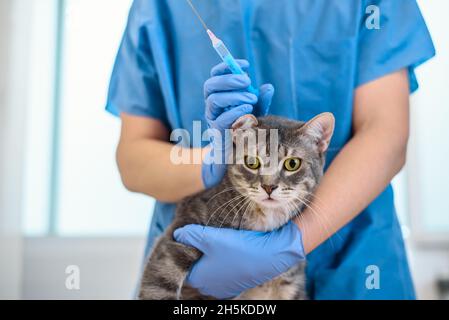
[107,0,435,299]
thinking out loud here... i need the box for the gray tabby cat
[139,112,335,300]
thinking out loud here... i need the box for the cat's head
[228,113,335,221]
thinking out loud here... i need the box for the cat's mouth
[260,196,280,207]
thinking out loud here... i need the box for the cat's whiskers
[220,197,253,229]
[286,199,300,216]
[238,200,255,230]
[290,195,336,250]
[231,198,253,229]
[212,194,246,219]
[205,194,246,227]
[300,194,343,243]
[295,190,343,243]
[283,200,311,243]
[218,195,251,229]
[287,198,320,250]
[291,196,329,232]
[297,192,329,222]
[211,197,247,230]
[206,186,244,204]
[300,191,328,209]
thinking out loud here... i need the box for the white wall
[0,0,34,299]
[410,0,449,239]
[409,247,449,299]
[406,0,449,300]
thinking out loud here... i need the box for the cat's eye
[244,156,261,170]
[284,158,302,172]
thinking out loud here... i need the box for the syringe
[186,0,259,96]
[206,30,259,96]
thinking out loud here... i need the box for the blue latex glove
[174,221,305,299]
[202,60,275,189]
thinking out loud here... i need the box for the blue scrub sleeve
[106,1,169,127]
[356,0,435,93]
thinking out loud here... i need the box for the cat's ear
[231,114,258,144]
[299,112,335,153]
[232,114,258,131]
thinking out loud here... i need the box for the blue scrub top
[107,0,435,299]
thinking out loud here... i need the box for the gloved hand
[174,221,305,299]
[202,60,275,189]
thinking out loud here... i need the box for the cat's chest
[244,206,292,232]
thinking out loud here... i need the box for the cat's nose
[262,184,278,195]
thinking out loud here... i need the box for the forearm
[117,138,206,203]
[296,125,407,254]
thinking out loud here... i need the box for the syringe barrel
[213,41,259,96]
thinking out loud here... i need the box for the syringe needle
[186,0,259,96]
[186,0,209,31]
